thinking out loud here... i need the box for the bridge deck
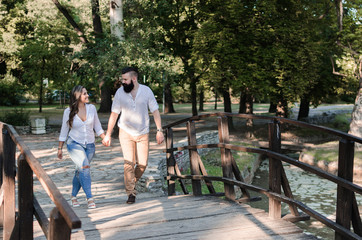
[33,195,316,240]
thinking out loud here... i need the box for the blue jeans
[66,138,95,199]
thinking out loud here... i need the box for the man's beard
[123,81,134,93]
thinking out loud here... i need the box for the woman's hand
[57,149,63,159]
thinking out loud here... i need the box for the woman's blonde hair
[68,85,84,128]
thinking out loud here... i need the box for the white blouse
[59,104,104,145]
[111,84,159,136]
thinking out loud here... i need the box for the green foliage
[326,113,351,132]
[0,0,361,118]
[0,108,30,126]
[0,75,24,105]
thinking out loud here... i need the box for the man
[102,67,164,204]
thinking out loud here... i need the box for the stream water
[247,159,362,240]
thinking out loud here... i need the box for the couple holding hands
[57,67,164,209]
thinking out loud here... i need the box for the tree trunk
[276,98,288,118]
[239,92,246,113]
[222,87,233,130]
[164,80,175,113]
[297,97,310,120]
[349,79,362,148]
[191,78,198,116]
[98,80,112,112]
[269,101,277,113]
[335,0,343,31]
[51,0,88,44]
[110,0,124,40]
[91,0,103,36]
[39,57,45,113]
[214,90,218,110]
[245,93,253,126]
[199,87,204,112]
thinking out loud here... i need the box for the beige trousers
[119,129,149,196]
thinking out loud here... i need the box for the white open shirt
[111,84,159,136]
[59,104,104,145]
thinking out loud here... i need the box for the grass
[174,142,258,194]
[303,143,362,165]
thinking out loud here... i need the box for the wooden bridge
[0,112,362,239]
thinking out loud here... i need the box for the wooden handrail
[5,124,81,229]
[165,143,362,195]
[0,122,81,239]
[163,112,362,144]
[164,112,362,239]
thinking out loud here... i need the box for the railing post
[217,116,235,200]
[0,123,4,226]
[2,127,16,240]
[187,121,202,196]
[335,139,355,240]
[268,120,282,219]
[48,208,71,240]
[18,154,34,240]
[166,128,176,196]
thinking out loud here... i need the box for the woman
[57,85,105,209]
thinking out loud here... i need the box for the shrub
[0,108,30,126]
[0,81,24,106]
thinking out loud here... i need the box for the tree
[110,0,124,40]
[193,0,273,125]
[18,2,74,112]
[151,0,204,116]
[332,1,362,141]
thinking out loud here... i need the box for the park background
[0,0,361,161]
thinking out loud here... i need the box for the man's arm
[152,109,164,144]
[102,112,119,146]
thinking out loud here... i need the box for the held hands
[102,134,111,147]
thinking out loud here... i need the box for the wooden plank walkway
[33,195,317,240]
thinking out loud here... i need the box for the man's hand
[156,131,164,145]
[102,134,112,147]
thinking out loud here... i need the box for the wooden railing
[0,122,81,240]
[164,113,362,240]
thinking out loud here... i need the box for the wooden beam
[231,155,250,198]
[351,192,362,236]
[187,121,202,196]
[18,154,34,239]
[335,139,355,240]
[34,197,49,236]
[196,154,216,194]
[165,128,176,196]
[268,121,281,219]
[2,128,16,240]
[48,208,71,240]
[217,116,235,200]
